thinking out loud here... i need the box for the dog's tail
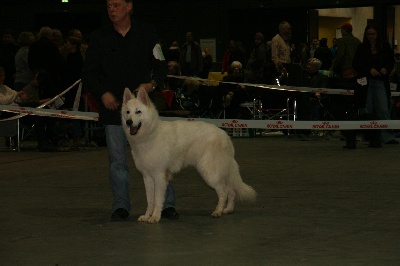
[230,162,257,203]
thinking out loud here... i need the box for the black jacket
[82,20,166,125]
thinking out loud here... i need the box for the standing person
[245,32,266,84]
[82,0,179,221]
[330,37,338,58]
[28,26,64,97]
[352,24,398,145]
[14,31,35,91]
[221,40,235,74]
[271,21,292,85]
[330,23,361,80]
[179,31,203,77]
[309,38,319,58]
[0,29,19,87]
[314,38,332,70]
[199,47,213,79]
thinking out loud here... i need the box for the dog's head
[121,87,157,137]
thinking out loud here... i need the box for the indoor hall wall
[317,7,374,41]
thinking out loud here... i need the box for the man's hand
[101,92,119,111]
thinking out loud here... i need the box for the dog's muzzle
[126,119,141,135]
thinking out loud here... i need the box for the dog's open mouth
[129,122,142,135]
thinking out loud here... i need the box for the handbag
[342,68,356,79]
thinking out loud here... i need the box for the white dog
[121,87,256,223]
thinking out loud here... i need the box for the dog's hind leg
[138,175,155,222]
[223,187,236,214]
[197,163,228,218]
[211,185,228,218]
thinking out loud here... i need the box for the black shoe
[343,140,356,149]
[111,208,129,221]
[161,207,179,220]
[385,139,399,144]
[37,142,57,152]
[368,139,382,148]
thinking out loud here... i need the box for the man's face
[312,39,319,47]
[366,29,377,44]
[306,60,318,74]
[332,39,337,46]
[167,62,176,74]
[185,32,193,43]
[2,34,13,44]
[281,23,291,39]
[107,0,132,24]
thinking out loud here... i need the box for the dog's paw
[137,215,150,222]
[147,215,161,224]
[222,208,234,214]
[211,210,222,218]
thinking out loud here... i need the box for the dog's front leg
[137,175,155,222]
[147,174,168,224]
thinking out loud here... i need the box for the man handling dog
[82,0,178,221]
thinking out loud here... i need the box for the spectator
[179,32,203,76]
[352,24,398,146]
[18,70,61,152]
[0,67,22,105]
[199,47,213,79]
[330,23,361,80]
[309,38,319,58]
[28,26,64,97]
[331,37,338,58]
[221,40,235,74]
[0,29,19,87]
[271,21,292,85]
[165,40,180,63]
[14,31,35,91]
[221,61,251,118]
[245,32,266,84]
[314,38,332,70]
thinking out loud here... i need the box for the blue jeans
[364,79,395,143]
[105,125,176,212]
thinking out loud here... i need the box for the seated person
[221,61,253,118]
[18,70,60,152]
[0,67,23,105]
[302,58,329,121]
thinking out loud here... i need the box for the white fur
[121,87,256,223]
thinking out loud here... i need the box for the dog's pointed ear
[123,88,133,104]
[137,87,150,106]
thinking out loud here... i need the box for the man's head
[311,38,319,48]
[38,26,52,40]
[279,21,291,40]
[341,23,353,36]
[185,32,193,43]
[2,29,15,44]
[167,61,181,75]
[230,61,243,76]
[254,32,264,46]
[17,31,34,47]
[106,0,132,24]
[332,37,338,46]
[306,58,322,74]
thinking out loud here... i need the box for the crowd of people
[0,26,87,151]
[160,21,399,147]
[1,16,400,152]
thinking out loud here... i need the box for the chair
[0,119,18,150]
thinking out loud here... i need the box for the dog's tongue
[129,123,141,135]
